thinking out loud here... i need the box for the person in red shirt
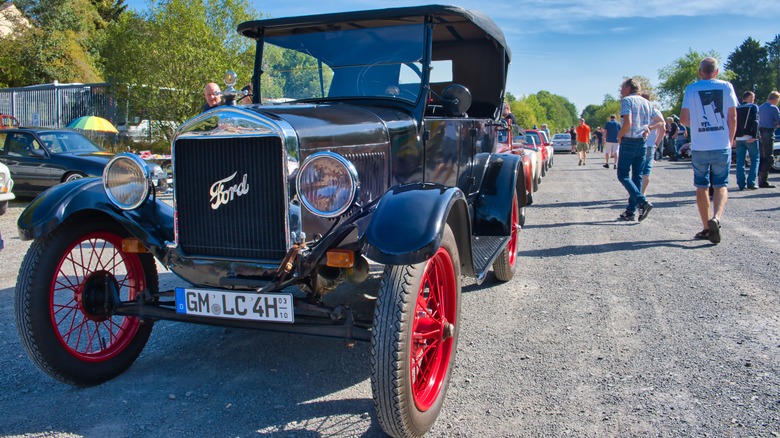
[575,118,591,165]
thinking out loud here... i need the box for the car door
[1,132,55,194]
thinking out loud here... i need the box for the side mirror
[441,84,472,117]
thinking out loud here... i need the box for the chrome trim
[102,153,151,210]
[172,106,301,253]
[296,151,360,218]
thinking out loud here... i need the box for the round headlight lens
[103,153,151,210]
[296,152,359,218]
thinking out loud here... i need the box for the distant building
[0,1,30,37]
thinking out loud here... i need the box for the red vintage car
[497,123,534,212]
[524,129,553,175]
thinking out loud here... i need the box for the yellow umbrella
[67,116,118,133]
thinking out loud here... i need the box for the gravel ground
[1,153,779,437]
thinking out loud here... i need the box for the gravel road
[1,153,779,437]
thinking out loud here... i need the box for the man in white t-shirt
[680,57,738,244]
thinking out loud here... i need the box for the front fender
[473,153,523,236]
[363,183,470,267]
[17,178,174,260]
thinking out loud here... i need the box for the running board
[471,235,510,285]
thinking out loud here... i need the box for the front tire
[492,192,519,281]
[371,224,461,438]
[14,217,157,386]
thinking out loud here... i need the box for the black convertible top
[237,4,510,62]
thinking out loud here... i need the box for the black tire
[63,172,86,183]
[14,217,157,386]
[0,200,7,215]
[771,154,780,173]
[519,205,526,228]
[492,192,519,282]
[371,224,461,438]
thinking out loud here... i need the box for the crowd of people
[516,56,779,245]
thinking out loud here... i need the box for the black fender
[17,178,174,261]
[363,183,474,274]
[473,153,524,236]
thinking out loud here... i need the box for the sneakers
[618,211,635,221]
[706,218,721,244]
[603,164,609,169]
[637,201,653,222]
[759,183,776,188]
[613,164,616,170]
[578,159,583,166]
[746,185,758,190]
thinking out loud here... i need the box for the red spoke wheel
[371,224,461,438]
[493,191,519,282]
[15,217,157,386]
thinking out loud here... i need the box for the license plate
[175,288,294,323]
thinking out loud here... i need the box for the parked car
[0,161,14,215]
[1,114,20,129]
[116,119,178,142]
[523,135,542,190]
[773,127,780,172]
[498,123,534,209]
[525,129,552,174]
[14,6,525,438]
[551,132,572,153]
[0,127,168,197]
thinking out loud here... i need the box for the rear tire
[492,192,519,281]
[371,224,461,438]
[14,217,157,386]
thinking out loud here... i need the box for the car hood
[176,103,415,151]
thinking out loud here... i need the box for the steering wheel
[357,61,422,100]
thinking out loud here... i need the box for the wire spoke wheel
[15,218,156,386]
[371,224,460,438]
[493,191,519,282]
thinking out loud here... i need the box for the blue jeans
[735,139,759,189]
[617,138,648,214]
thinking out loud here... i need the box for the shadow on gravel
[517,239,698,257]
[1,271,390,437]
[530,199,624,209]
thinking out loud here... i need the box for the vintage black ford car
[15,5,525,437]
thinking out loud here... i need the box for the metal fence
[0,82,115,128]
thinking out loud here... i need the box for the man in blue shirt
[757,91,780,188]
[603,114,620,169]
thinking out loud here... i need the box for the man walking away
[616,78,663,222]
[757,91,780,188]
[576,118,591,165]
[680,57,738,244]
[734,91,760,190]
[603,114,620,169]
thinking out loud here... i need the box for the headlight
[103,153,151,210]
[296,152,359,218]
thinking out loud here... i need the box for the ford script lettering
[209,171,249,210]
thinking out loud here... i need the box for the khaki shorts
[576,142,589,152]
[605,142,619,155]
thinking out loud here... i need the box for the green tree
[1,0,106,86]
[101,0,258,126]
[765,34,780,93]
[726,37,771,99]
[658,48,724,116]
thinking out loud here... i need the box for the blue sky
[127,0,780,114]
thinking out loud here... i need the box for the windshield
[261,24,425,104]
[39,132,104,154]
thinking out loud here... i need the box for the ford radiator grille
[341,151,387,207]
[174,136,287,260]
